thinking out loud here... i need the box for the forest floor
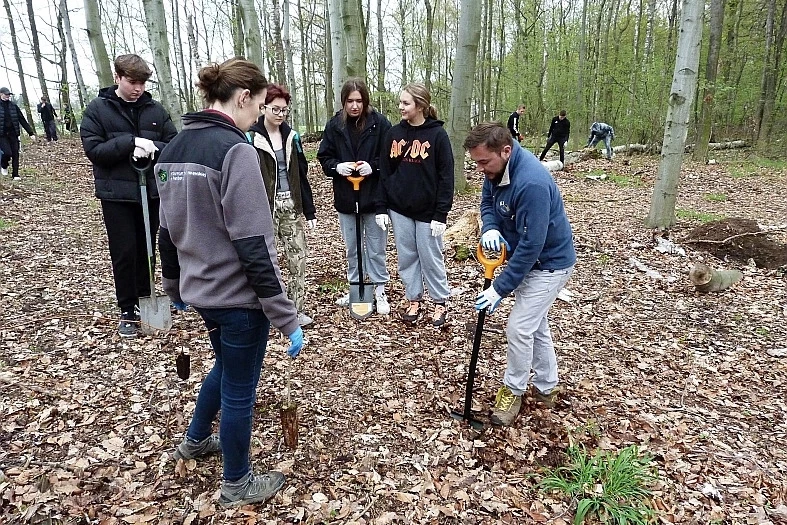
[1,137,786,525]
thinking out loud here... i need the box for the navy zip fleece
[155,111,299,336]
[480,141,576,297]
[378,118,454,223]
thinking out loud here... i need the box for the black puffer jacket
[80,87,178,202]
[317,109,391,214]
[0,99,35,137]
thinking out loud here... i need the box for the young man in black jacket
[37,96,58,141]
[80,54,178,337]
[507,105,525,141]
[539,110,570,165]
[0,87,37,180]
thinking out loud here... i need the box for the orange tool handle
[347,175,364,191]
[476,243,507,279]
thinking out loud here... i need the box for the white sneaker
[375,289,390,315]
[297,312,313,326]
[1,168,7,176]
[12,176,20,181]
[335,293,350,307]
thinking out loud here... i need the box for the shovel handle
[476,243,507,279]
[347,175,364,191]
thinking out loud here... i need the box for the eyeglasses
[265,105,290,116]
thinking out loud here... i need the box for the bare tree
[646,0,704,229]
[238,0,264,66]
[341,0,366,79]
[83,0,113,87]
[447,0,482,192]
[3,0,36,127]
[328,0,344,109]
[142,0,182,128]
[376,0,385,92]
[283,0,298,127]
[26,0,51,101]
[59,0,88,108]
[693,0,725,162]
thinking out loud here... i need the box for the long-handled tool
[131,154,172,335]
[451,243,506,429]
[346,175,374,320]
[279,358,298,450]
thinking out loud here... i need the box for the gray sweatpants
[338,212,389,285]
[389,210,450,303]
[503,266,574,396]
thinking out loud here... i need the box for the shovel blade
[349,283,374,320]
[139,295,173,334]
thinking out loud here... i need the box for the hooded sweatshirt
[155,111,299,336]
[377,117,454,223]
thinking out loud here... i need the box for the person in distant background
[37,96,58,142]
[62,104,78,133]
[507,105,525,142]
[539,110,570,165]
[0,86,37,181]
[585,121,615,160]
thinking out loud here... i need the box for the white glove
[375,214,389,231]
[307,219,317,229]
[336,162,355,176]
[132,146,149,160]
[356,161,373,176]
[481,229,508,251]
[430,220,446,237]
[475,286,502,313]
[134,137,158,158]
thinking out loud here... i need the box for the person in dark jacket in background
[0,87,37,181]
[539,110,570,165]
[249,83,316,326]
[62,103,78,133]
[80,54,178,337]
[37,96,58,141]
[507,104,525,141]
[155,57,302,509]
[378,82,454,327]
[317,78,393,315]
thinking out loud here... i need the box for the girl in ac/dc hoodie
[377,82,454,328]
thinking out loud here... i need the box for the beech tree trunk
[26,0,50,101]
[693,0,725,162]
[83,0,113,87]
[328,0,344,109]
[341,0,366,80]
[3,0,35,127]
[646,0,704,229]
[238,0,263,67]
[142,0,182,128]
[447,0,483,192]
[283,0,298,127]
[59,0,88,108]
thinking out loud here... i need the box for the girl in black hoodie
[378,83,454,327]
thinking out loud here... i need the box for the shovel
[451,243,506,430]
[346,175,374,320]
[131,154,172,335]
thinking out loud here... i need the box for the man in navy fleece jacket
[464,122,576,427]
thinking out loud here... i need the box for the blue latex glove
[172,301,189,311]
[287,327,304,358]
[475,287,502,314]
[481,230,510,252]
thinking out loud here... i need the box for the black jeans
[539,137,566,164]
[100,199,160,313]
[0,135,20,178]
[44,120,58,141]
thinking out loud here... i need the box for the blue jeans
[188,307,270,482]
[588,133,613,159]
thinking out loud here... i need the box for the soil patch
[684,217,787,269]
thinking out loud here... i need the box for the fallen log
[689,262,743,292]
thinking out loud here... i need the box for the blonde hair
[402,82,437,119]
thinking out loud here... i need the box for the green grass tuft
[0,217,15,230]
[318,277,346,295]
[676,209,725,223]
[539,444,657,525]
[703,193,727,202]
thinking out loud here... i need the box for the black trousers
[539,137,566,164]
[101,199,160,313]
[0,135,21,178]
[44,120,58,141]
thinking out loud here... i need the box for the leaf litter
[1,140,786,523]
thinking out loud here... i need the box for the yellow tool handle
[347,175,364,191]
[476,243,507,279]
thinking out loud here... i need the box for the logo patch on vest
[157,169,168,183]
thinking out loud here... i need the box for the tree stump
[689,262,743,292]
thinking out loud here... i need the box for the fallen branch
[681,228,785,245]
[689,263,743,292]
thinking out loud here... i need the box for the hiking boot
[432,303,447,327]
[401,301,421,323]
[375,288,390,315]
[491,386,522,426]
[218,471,285,508]
[174,433,221,460]
[297,312,313,327]
[532,386,561,408]
[118,311,139,338]
[335,293,350,307]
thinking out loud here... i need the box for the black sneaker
[218,471,285,508]
[118,311,139,338]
